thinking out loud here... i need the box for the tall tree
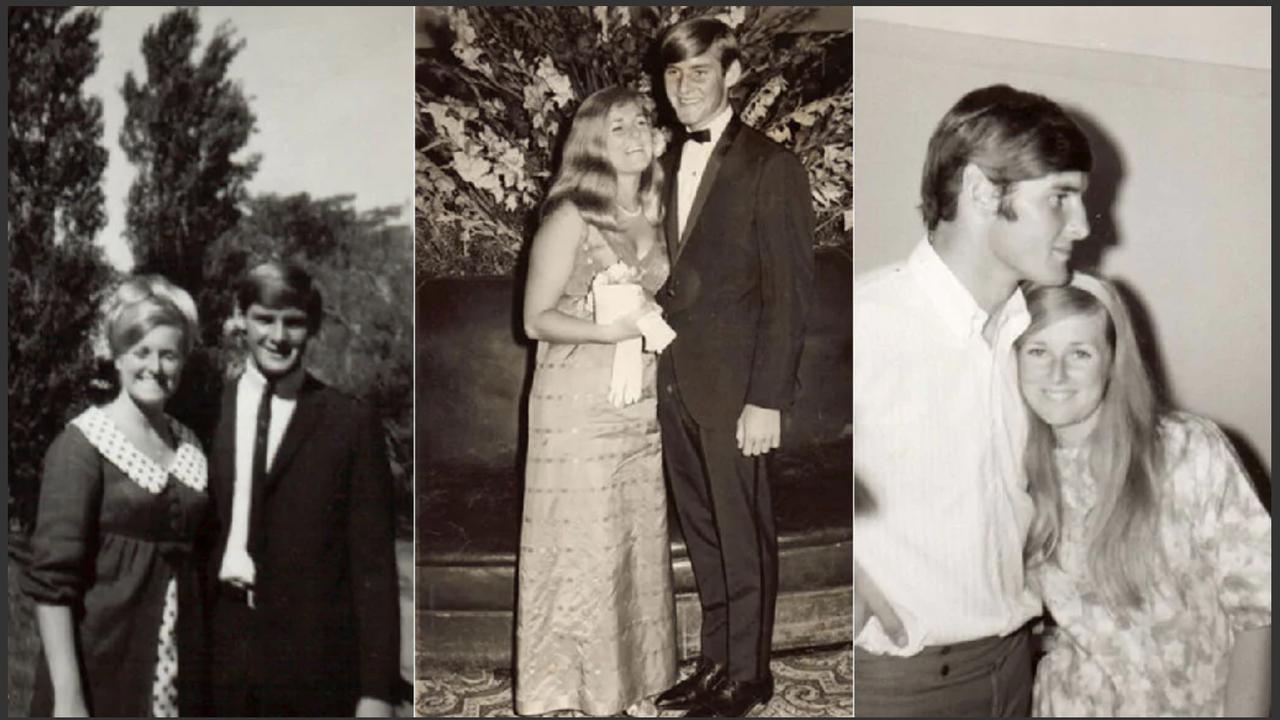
[120,7,257,325]
[7,6,113,528]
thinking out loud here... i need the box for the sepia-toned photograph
[7,7,414,717]
[416,5,852,717]
[852,7,1271,717]
[12,4,1269,719]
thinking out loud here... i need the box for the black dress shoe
[655,657,727,710]
[683,672,774,718]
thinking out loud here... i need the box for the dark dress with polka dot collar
[23,406,209,717]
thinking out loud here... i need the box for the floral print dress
[1032,412,1271,716]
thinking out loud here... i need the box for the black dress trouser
[657,354,779,683]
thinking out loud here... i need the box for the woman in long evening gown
[24,276,209,717]
[515,86,677,716]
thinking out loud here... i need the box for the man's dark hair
[921,84,1093,230]
[658,16,740,70]
[237,260,324,334]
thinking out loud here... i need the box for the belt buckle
[246,587,256,609]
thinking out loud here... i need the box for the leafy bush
[418,5,851,279]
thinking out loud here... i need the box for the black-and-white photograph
[416,6,851,717]
[7,7,414,717]
[852,7,1271,717]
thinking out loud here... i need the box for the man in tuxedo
[207,261,399,717]
[652,17,815,718]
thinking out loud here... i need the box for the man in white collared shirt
[853,84,1092,716]
[208,261,399,717]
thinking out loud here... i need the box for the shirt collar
[240,360,305,398]
[685,105,733,148]
[906,237,1027,343]
[242,360,271,393]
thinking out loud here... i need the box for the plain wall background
[854,17,1272,480]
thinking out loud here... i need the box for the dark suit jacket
[207,373,399,713]
[658,117,816,428]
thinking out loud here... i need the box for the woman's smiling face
[1017,310,1112,446]
[115,324,186,409]
[603,102,654,176]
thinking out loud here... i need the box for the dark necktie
[687,128,711,144]
[252,380,274,489]
[247,379,274,557]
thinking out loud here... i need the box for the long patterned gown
[515,215,677,716]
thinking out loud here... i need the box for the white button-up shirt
[217,362,298,586]
[676,105,734,240]
[853,238,1040,655]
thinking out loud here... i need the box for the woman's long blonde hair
[1019,274,1166,611]
[543,86,664,231]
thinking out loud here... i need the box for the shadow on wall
[1066,106,1127,273]
[1219,427,1272,514]
[1112,279,1272,515]
[1112,279,1175,410]
[1074,112,1272,515]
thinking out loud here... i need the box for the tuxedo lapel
[663,147,682,262]
[261,374,326,495]
[675,117,742,265]
[246,374,324,557]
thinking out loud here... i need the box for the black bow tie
[686,128,712,144]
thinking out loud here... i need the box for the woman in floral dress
[24,276,209,717]
[1016,273,1270,716]
[515,86,677,716]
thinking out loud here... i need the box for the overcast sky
[85,6,413,270]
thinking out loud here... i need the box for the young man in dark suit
[652,17,816,718]
[207,261,399,717]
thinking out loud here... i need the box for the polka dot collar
[71,406,208,494]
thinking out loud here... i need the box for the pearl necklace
[615,201,642,218]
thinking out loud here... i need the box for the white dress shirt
[853,238,1040,656]
[676,105,734,240]
[217,362,298,586]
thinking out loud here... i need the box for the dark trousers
[209,585,358,717]
[209,590,260,717]
[658,357,779,682]
[854,625,1034,717]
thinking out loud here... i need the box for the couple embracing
[515,17,815,719]
[853,84,1271,716]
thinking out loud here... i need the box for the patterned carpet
[416,644,852,717]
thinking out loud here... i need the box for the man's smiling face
[663,51,739,131]
[244,303,312,379]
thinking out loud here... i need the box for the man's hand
[355,696,394,717]
[737,404,780,457]
[854,561,907,647]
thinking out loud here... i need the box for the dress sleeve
[1184,416,1271,632]
[22,425,104,605]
